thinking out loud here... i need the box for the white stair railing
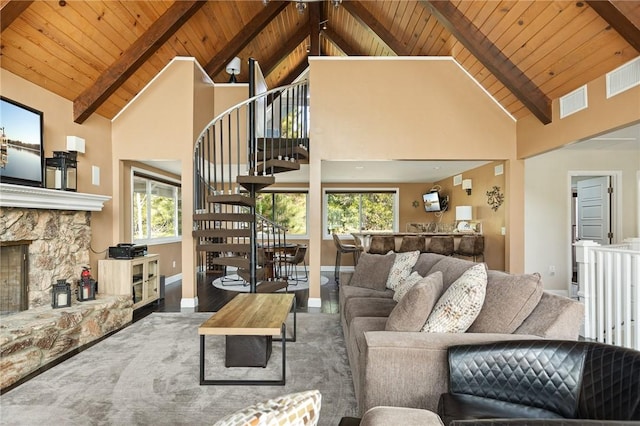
[575,238,640,350]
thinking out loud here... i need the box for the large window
[324,189,399,237]
[256,191,308,237]
[132,172,182,243]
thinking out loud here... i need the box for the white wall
[525,145,639,292]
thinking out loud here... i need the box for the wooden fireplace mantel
[0,183,111,211]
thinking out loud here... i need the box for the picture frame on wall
[0,96,45,187]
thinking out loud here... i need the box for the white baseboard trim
[308,297,321,308]
[180,297,198,309]
[320,266,354,273]
[545,289,569,297]
[165,273,182,285]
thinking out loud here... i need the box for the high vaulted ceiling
[1,0,639,125]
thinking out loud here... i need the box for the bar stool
[427,236,454,256]
[333,233,363,286]
[454,235,484,262]
[398,235,426,253]
[368,235,395,254]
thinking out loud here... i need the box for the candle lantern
[77,267,96,301]
[51,279,72,309]
[45,151,77,191]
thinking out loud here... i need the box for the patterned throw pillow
[386,250,421,290]
[214,390,321,426]
[393,271,424,302]
[422,264,487,333]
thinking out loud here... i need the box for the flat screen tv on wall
[423,191,448,212]
[0,96,44,187]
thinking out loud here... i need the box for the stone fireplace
[0,208,92,311]
[0,183,133,391]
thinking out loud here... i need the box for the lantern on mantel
[45,151,77,191]
[51,279,72,309]
[77,266,96,302]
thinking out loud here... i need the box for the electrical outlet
[549,265,556,276]
[172,261,176,268]
[501,227,506,236]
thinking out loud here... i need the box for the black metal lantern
[45,151,77,191]
[77,278,96,301]
[51,279,72,309]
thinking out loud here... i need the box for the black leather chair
[439,340,640,425]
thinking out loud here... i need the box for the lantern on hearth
[51,279,72,309]
[77,267,96,301]
[45,151,77,191]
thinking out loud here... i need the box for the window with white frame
[256,190,308,237]
[132,172,182,243]
[323,189,399,237]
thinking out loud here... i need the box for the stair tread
[197,243,251,253]
[203,256,250,269]
[193,229,251,238]
[253,159,301,175]
[237,175,275,192]
[256,280,289,293]
[256,145,309,162]
[207,194,255,206]
[193,212,254,222]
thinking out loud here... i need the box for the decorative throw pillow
[386,250,420,290]
[348,252,396,292]
[213,390,321,426]
[393,271,424,302]
[422,264,487,333]
[386,271,444,332]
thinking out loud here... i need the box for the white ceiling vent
[560,85,588,119]
[607,57,640,98]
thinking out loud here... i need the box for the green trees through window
[256,192,307,236]
[325,191,396,235]
[133,173,181,242]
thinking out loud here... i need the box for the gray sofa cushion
[514,292,585,339]
[386,271,444,332]
[467,271,544,334]
[351,317,387,355]
[412,253,447,276]
[349,252,396,291]
[361,406,444,426]
[428,256,479,290]
[344,297,397,328]
[339,284,394,315]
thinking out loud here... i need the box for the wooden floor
[134,271,340,322]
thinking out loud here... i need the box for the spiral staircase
[192,65,309,294]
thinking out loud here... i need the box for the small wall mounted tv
[423,191,448,212]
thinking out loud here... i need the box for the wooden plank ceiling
[1,0,639,124]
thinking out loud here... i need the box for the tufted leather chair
[439,340,640,425]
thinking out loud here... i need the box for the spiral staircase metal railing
[192,69,309,293]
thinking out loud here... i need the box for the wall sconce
[66,136,85,153]
[225,57,241,83]
[51,279,72,309]
[462,179,472,195]
[45,151,77,191]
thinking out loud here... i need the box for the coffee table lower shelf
[198,293,296,386]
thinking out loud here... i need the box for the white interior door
[577,176,612,245]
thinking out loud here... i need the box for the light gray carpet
[0,312,357,425]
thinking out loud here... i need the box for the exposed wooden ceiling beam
[422,0,552,124]
[586,0,640,52]
[203,1,288,78]
[308,2,321,56]
[1,0,34,33]
[73,0,205,124]
[322,27,364,56]
[341,0,409,55]
[260,25,309,78]
[275,58,309,88]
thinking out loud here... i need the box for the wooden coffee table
[198,293,296,386]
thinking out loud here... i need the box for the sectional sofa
[339,252,585,415]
